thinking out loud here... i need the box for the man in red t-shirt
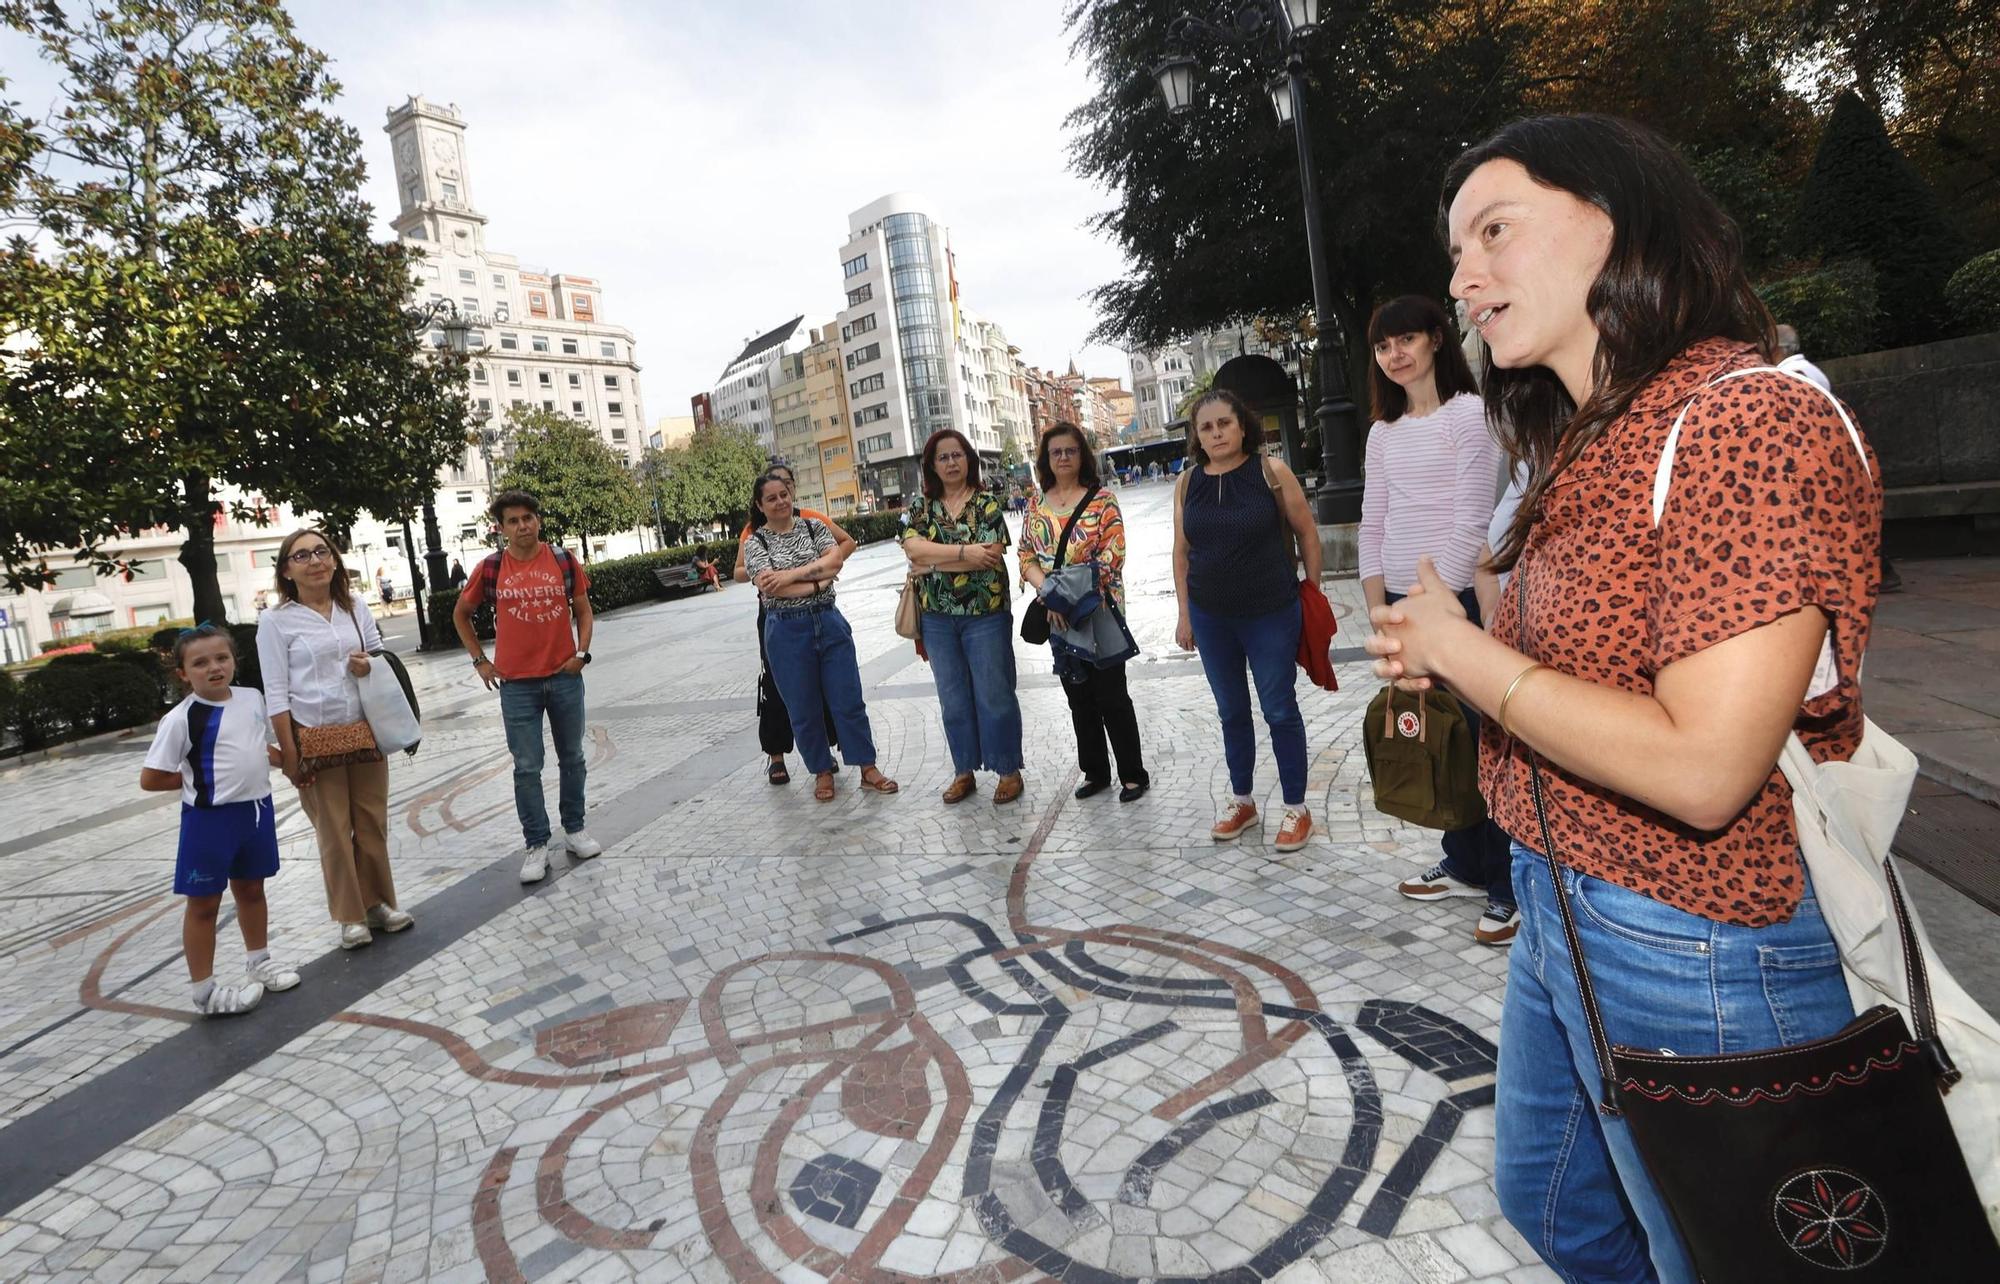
[452,490,599,884]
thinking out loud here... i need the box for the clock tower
[385,96,487,251]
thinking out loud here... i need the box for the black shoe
[1119,780,1150,803]
[1074,779,1111,800]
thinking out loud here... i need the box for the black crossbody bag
[1514,569,1998,1279]
[1020,485,1098,645]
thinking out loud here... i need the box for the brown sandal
[859,767,899,795]
[993,772,1025,805]
[941,773,976,804]
[814,772,835,802]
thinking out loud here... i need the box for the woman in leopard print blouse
[1366,115,1882,1282]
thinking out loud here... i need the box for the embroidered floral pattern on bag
[1481,338,1884,927]
[902,489,1010,617]
[1772,1168,1889,1270]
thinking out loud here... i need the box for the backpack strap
[549,545,577,598]
[1260,454,1302,573]
[1650,365,1871,527]
[476,551,502,602]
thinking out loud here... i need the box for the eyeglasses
[287,547,335,564]
[934,452,967,463]
[1048,447,1080,459]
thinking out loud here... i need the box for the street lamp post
[1153,0,1362,524]
[405,300,474,646]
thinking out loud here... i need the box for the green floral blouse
[901,489,1011,617]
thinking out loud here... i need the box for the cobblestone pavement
[0,482,1560,1282]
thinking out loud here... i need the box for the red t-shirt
[459,545,591,680]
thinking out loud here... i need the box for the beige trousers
[298,758,396,924]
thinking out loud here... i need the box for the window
[850,374,884,398]
[603,374,620,389]
[528,291,549,318]
[844,343,881,371]
[855,405,890,426]
[846,283,872,306]
[473,363,488,383]
[506,369,522,387]
[387,533,402,551]
[599,340,616,358]
[571,400,585,415]
[567,373,581,388]
[849,312,877,336]
[461,525,479,541]
[611,427,626,442]
[403,179,421,206]
[441,181,459,202]
[561,338,578,355]
[477,398,492,415]
[458,269,476,284]
[512,398,526,410]
[492,303,510,322]
[606,401,624,417]
[119,559,168,582]
[455,490,474,504]
[537,371,552,388]
[542,399,556,411]
[531,335,550,353]
[841,253,868,278]
[822,443,849,461]
[860,432,892,453]
[499,333,519,351]
[571,294,594,320]
[492,273,506,289]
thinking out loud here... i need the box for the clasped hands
[1364,556,1474,692]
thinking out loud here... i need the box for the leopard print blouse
[1480,338,1884,926]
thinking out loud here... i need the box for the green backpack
[1364,685,1487,831]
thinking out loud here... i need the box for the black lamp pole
[1155,0,1362,523]
[405,300,473,647]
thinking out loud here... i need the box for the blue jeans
[1496,842,1855,1283]
[921,610,1023,776]
[499,671,588,849]
[1189,597,1307,805]
[1388,586,1515,907]
[763,604,878,775]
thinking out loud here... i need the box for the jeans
[921,610,1023,776]
[756,605,837,757]
[1060,658,1146,786]
[762,604,878,775]
[1388,586,1515,907]
[499,671,588,849]
[1189,597,1307,806]
[1496,842,1855,1283]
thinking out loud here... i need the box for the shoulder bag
[294,603,385,772]
[1515,565,2000,1279]
[349,608,421,756]
[894,505,925,640]
[1022,484,1100,645]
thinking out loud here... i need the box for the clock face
[436,137,458,163]
[396,136,417,171]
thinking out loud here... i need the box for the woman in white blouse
[257,528,411,950]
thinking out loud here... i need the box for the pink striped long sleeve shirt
[1358,391,1500,593]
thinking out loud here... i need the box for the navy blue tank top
[1184,456,1298,617]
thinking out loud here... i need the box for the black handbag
[1021,484,1098,645]
[1515,572,1999,1280]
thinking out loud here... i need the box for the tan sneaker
[1211,801,1260,842]
[1275,807,1312,853]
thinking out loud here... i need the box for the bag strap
[1260,455,1302,573]
[1051,484,1100,571]
[1649,364,1871,527]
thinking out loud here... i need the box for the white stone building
[1130,343,1195,438]
[709,316,829,452]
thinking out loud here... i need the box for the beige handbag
[894,571,923,640]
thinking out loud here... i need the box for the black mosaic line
[1061,938,1232,991]
[1117,1087,1277,1208]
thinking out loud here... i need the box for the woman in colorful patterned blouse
[899,428,1026,805]
[1368,115,1883,1281]
[1019,422,1148,802]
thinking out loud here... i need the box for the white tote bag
[1780,727,2000,1234]
[354,658,422,755]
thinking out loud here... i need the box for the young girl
[141,625,302,1015]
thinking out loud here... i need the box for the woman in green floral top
[1019,422,1148,802]
[900,428,1026,804]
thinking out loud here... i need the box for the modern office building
[711,315,828,452]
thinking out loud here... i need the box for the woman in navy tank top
[1173,388,1322,853]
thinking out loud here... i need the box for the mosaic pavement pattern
[0,487,1557,1282]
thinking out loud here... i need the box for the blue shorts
[175,798,280,897]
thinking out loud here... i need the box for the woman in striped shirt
[1358,294,1518,947]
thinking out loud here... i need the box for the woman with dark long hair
[1173,388,1322,853]
[1367,114,1883,1281]
[900,428,1025,804]
[1019,421,1148,801]
[1359,294,1517,947]
[741,472,897,803]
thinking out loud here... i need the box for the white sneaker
[246,956,300,992]
[564,830,603,860]
[339,923,373,950]
[519,844,549,883]
[197,981,265,1015]
[366,903,414,933]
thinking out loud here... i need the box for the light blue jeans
[1496,842,1855,1283]
[762,603,878,776]
[499,671,587,849]
[920,610,1023,775]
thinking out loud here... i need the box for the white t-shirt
[145,689,275,808]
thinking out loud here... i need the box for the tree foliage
[0,0,472,624]
[638,422,767,544]
[1943,249,2000,337]
[491,407,645,553]
[1756,259,1880,359]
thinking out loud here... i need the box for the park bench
[652,563,714,596]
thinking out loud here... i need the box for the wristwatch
[472,655,491,668]
[577,651,592,665]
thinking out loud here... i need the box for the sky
[4,1,1141,423]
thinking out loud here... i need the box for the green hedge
[420,539,744,649]
[40,618,193,655]
[1756,260,1881,359]
[13,655,163,748]
[1944,249,2000,337]
[843,511,908,546]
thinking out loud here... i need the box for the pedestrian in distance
[451,490,603,884]
[742,472,899,802]
[375,565,391,607]
[1173,388,1322,852]
[448,557,468,589]
[259,529,412,950]
[1359,293,1519,948]
[734,461,852,784]
[1019,421,1149,802]
[901,428,1026,805]
[1369,113,1886,1282]
[140,624,301,1015]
